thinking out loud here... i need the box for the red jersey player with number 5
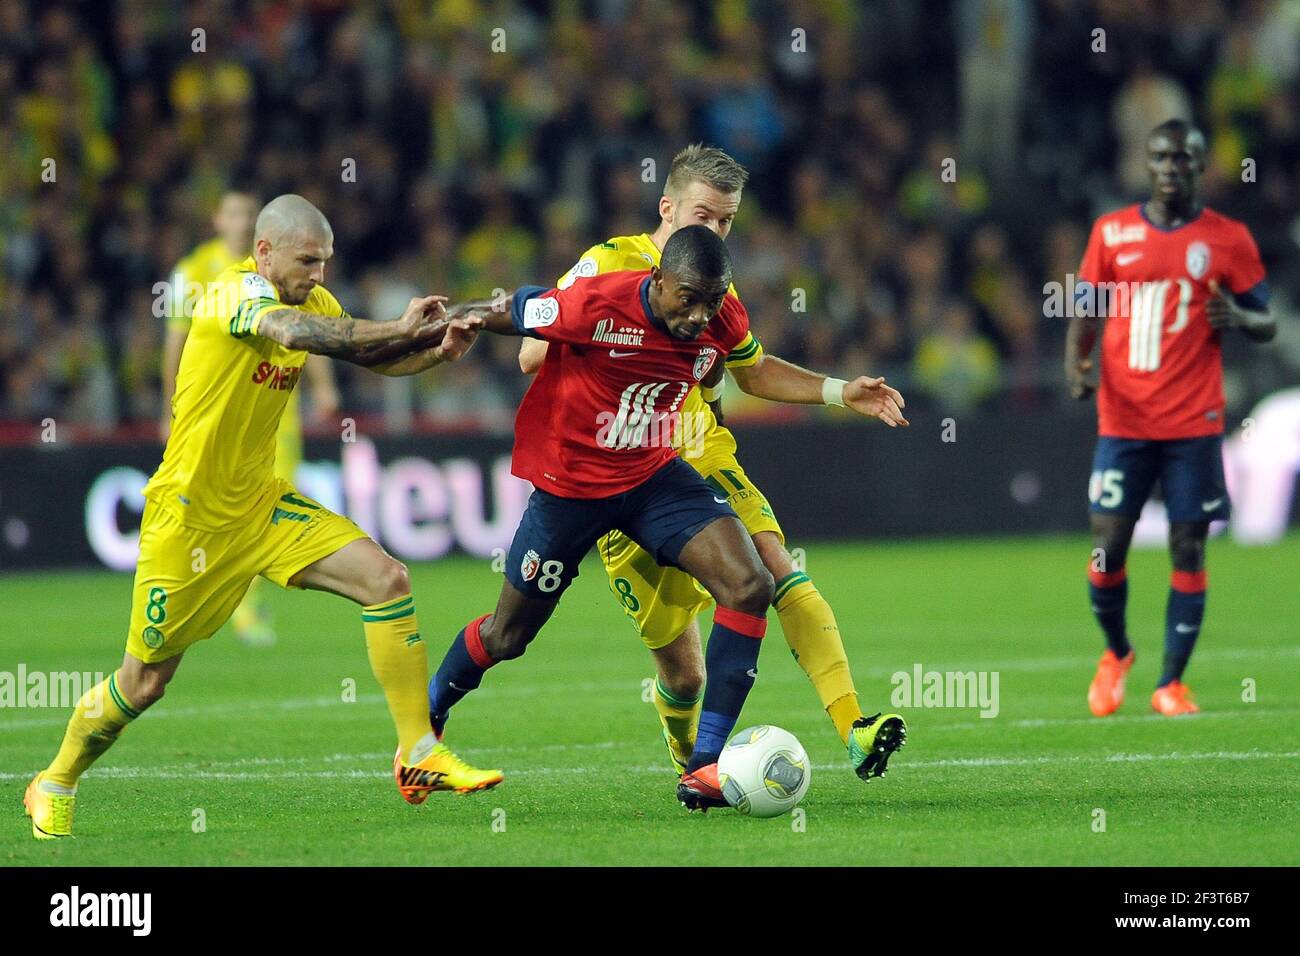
[1066,120,1275,718]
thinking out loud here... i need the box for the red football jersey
[1078,204,1266,439]
[509,270,749,497]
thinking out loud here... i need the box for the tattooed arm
[352,292,521,375]
[255,295,446,358]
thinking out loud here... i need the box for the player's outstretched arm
[730,353,908,427]
[1207,280,1275,343]
[444,292,525,334]
[256,295,447,357]
[365,317,483,376]
[342,288,536,376]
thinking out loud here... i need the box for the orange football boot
[678,763,729,812]
[1152,680,1200,716]
[1088,649,1135,717]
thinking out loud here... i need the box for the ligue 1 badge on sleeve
[242,272,277,301]
[1186,241,1210,280]
[523,297,559,329]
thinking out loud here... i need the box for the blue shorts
[1088,435,1229,522]
[504,457,738,599]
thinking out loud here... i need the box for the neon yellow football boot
[24,772,75,840]
[847,712,907,781]
[392,744,503,804]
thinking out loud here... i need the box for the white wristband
[822,377,847,407]
[700,377,726,403]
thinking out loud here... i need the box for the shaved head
[254,195,334,305]
[255,194,333,247]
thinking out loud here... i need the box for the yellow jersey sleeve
[725,330,764,369]
[555,240,645,287]
[226,272,286,339]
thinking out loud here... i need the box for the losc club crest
[1185,241,1210,280]
[520,549,540,582]
[694,348,718,381]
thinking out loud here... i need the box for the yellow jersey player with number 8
[160,190,341,647]
[24,195,499,840]
[517,145,907,785]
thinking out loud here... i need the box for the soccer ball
[717,725,810,817]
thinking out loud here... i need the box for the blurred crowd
[2,0,1298,436]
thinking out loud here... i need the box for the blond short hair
[664,144,749,197]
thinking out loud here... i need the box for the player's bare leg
[292,539,502,800]
[648,622,705,772]
[1087,513,1138,716]
[115,649,186,711]
[1153,521,1208,715]
[670,515,773,809]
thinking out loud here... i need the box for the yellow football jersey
[168,238,306,481]
[144,257,345,530]
[555,233,764,459]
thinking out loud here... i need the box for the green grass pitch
[3,535,1297,866]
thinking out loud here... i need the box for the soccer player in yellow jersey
[24,195,498,840]
[519,145,909,782]
[161,190,341,647]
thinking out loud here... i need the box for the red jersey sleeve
[1221,221,1267,295]
[1078,217,1110,286]
[510,282,605,346]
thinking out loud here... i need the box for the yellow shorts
[599,446,784,649]
[126,479,368,663]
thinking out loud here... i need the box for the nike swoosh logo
[1116,252,1143,266]
[1201,498,1224,512]
[449,682,472,693]
[1175,623,1199,634]
[746,668,758,678]
[713,497,728,504]
[609,350,638,358]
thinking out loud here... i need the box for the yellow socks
[45,671,141,789]
[653,677,701,764]
[362,594,435,763]
[774,572,862,744]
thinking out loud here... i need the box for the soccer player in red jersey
[397,225,907,808]
[1066,120,1275,717]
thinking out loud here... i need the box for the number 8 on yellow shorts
[126,478,368,663]
[598,452,783,649]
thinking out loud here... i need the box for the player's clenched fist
[844,376,909,427]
